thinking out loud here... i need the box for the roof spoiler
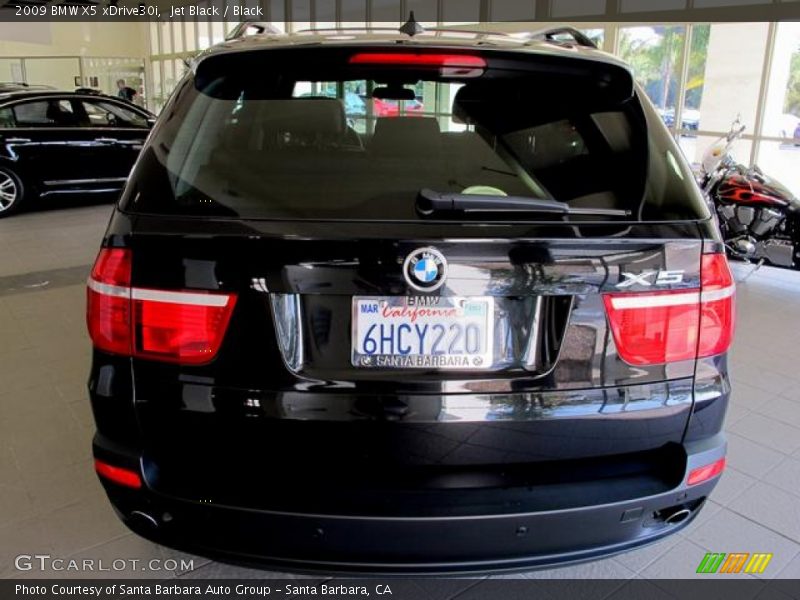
[226,21,283,40]
[527,27,598,49]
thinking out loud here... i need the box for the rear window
[124,47,708,222]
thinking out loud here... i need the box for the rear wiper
[416,188,632,218]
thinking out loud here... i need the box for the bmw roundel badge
[403,247,448,292]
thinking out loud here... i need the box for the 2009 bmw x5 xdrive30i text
[86,26,734,573]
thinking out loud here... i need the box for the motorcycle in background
[700,118,800,270]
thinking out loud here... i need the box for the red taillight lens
[349,52,487,68]
[603,291,701,365]
[87,248,236,364]
[87,248,132,356]
[132,289,236,364]
[94,459,142,489]
[90,247,131,286]
[687,457,726,486]
[697,253,736,358]
[603,252,735,366]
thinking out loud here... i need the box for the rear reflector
[349,52,487,69]
[603,253,735,366]
[94,459,142,489]
[87,248,237,364]
[687,457,726,486]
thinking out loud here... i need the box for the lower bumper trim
[96,434,726,574]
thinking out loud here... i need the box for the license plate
[351,296,494,369]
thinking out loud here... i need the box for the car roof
[0,89,111,102]
[193,28,630,72]
[0,90,154,114]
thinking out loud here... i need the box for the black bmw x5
[87,27,735,573]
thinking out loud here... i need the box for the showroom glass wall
[147,16,800,196]
[0,56,146,102]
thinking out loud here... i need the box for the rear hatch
[92,42,728,515]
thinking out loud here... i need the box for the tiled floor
[1,204,800,585]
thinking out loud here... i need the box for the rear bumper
[94,433,725,574]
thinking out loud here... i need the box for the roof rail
[288,24,598,48]
[291,25,522,41]
[226,21,283,40]
[529,27,598,49]
[294,26,405,35]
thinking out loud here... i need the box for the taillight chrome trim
[88,278,232,307]
[607,291,700,310]
[606,284,735,310]
[87,278,129,298]
[131,288,231,307]
[700,286,736,303]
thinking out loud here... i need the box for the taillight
[696,253,736,358]
[603,252,735,366]
[87,248,132,356]
[687,457,726,486]
[132,288,236,364]
[87,248,237,364]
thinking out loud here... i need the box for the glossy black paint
[118,215,714,388]
[0,90,152,209]
[89,211,730,570]
[88,34,730,572]
[98,466,720,574]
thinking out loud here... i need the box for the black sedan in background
[0,89,154,217]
